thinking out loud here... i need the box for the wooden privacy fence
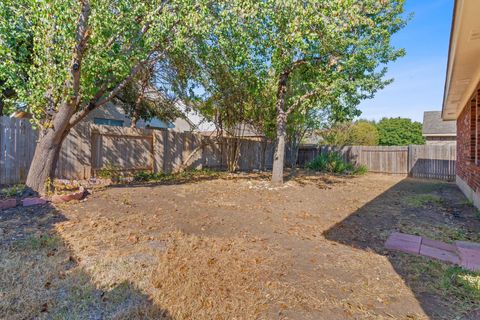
[0,116,457,184]
[0,117,276,185]
[408,144,457,180]
[0,117,37,184]
[297,144,457,180]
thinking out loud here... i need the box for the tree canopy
[351,120,379,146]
[0,0,250,192]
[258,0,407,183]
[0,0,408,191]
[377,117,425,146]
[321,120,379,146]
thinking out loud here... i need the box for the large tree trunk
[26,103,74,194]
[271,73,288,185]
[25,130,66,194]
[271,112,286,184]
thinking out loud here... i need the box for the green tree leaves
[0,0,215,125]
[377,117,425,146]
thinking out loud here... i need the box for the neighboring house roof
[422,111,456,137]
[200,124,264,138]
[442,0,480,120]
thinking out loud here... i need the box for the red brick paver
[385,232,480,271]
[22,197,47,207]
[385,232,422,255]
[0,198,17,210]
[455,241,480,271]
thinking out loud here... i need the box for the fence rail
[297,144,457,181]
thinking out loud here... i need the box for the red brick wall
[457,87,480,192]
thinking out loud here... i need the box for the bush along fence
[297,144,457,181]
[0,116,278,185]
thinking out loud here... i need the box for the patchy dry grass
[404,194,443,207]
[150,231,333,319]
[152,232,273,319]
[0,213,169,320]
[2,174,480,319]
[396,257,480,316]
[404,224,476,243]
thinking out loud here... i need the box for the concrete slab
[422,238,457,252]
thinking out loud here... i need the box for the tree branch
[70,0,91,103]
[105,3,166,55]
[68,10,183,128]
[281,56,324,79]
[69,48,169,127]
[286,86,326,116]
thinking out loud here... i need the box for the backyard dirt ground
[1,172,480,319]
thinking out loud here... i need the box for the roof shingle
[422,111,456,136]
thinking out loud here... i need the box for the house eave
[442,0,480,121]
[422,133,457,137]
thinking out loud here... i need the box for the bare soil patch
[1,172,479,319]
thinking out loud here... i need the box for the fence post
[152,130,165,173]
[407,145,412,177]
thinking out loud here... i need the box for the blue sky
[358,0,454,122]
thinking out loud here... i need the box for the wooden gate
[91,126,154,175]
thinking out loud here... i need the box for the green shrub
[306,152,367,175]
[133,169,219,183]
[133,171,166,182]
[353,165,368,175]
[0,184,26,198]
[97,162,124,181]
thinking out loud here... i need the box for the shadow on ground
[324,178,480,320]
[0,204,172,319]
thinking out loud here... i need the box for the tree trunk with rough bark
[25,131,65,193]
[26,103,74,194]
[271,113,286,184]
[271,73,288,185]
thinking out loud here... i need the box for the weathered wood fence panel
[0,117,37,185]
[318,146,409,174]
[90,125,154,175]
[1,116,458,184]
[0,117,275,184]
[297,144,457,180]
[408,144,456,180]
[57,123,91,179]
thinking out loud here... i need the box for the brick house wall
[457,86,480,194]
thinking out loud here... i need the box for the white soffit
[443,0,480,120]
